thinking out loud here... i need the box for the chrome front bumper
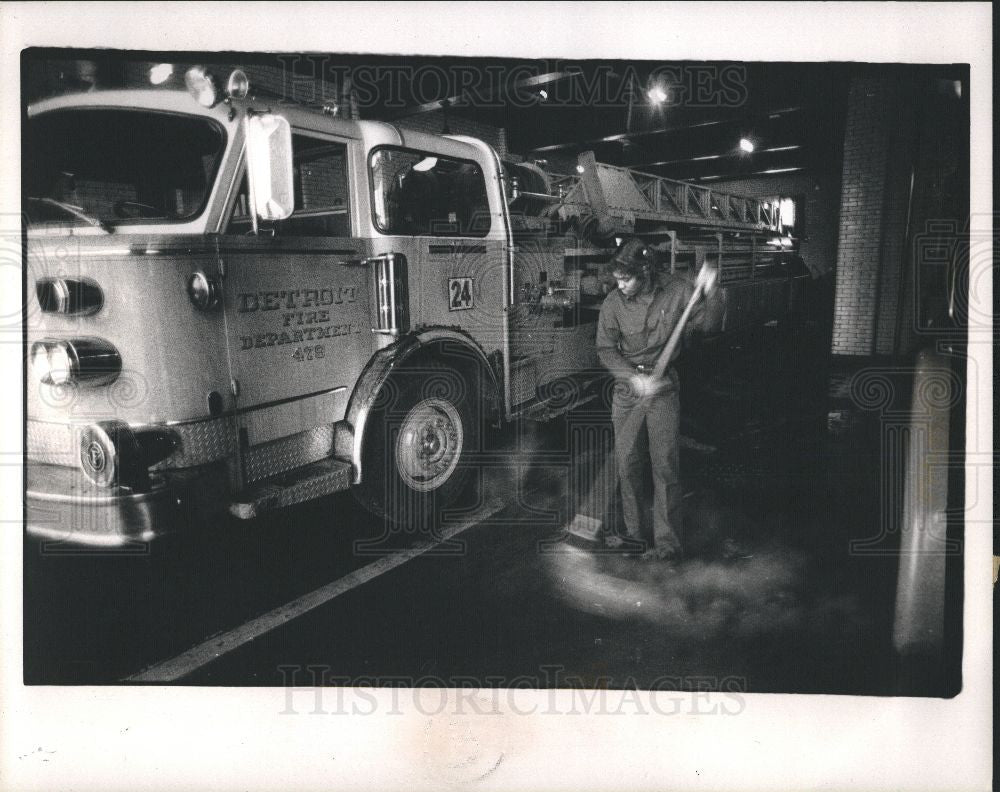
[25,414,355,546]
[25,462,229,547]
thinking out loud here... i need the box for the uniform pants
[611,383,683,553]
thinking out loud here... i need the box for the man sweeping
[595,238,723,561]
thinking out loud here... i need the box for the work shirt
[596,273,716,381]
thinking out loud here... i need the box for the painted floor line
[126,496,508,683]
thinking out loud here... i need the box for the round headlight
[30,338,120,387]
[46,343,74,386]
[30,342,51,382]
[30,340,75,386]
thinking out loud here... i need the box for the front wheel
[354,363,479,525]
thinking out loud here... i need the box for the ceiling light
[739,138,755,153]
[537,89,548,101]
[647,86,668,104]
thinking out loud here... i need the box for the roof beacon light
[184,66,221,108]
[226,69,249,100]
[149,63,174,86]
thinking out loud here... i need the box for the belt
[634,363,677,379]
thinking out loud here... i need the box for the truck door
[220,131,373,483]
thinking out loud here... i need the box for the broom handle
[650,279,705,381]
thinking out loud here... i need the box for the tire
[353,361,479,526]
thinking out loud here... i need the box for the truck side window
[227,132,350,236]
[370,148,490,237]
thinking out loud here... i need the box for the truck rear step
[229,458,353,519]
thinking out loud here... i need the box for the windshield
[25,109,226,228]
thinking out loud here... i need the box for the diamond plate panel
[243,424,336,484]
[28,417,235,471]
[26,421,77,466]
[230,458,352,519]
[157,418,237,469]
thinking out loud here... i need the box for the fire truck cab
[25,67,806,546]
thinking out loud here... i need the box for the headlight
[31,343,54,383]
[30,338,121,387]
[36,277,104,316]
[46,343,74,386]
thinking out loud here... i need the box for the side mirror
[245,114,294,221]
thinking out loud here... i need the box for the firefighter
[596,238,721,560]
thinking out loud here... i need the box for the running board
[522,393,599,422]
[229,458,353,520]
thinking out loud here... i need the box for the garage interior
[23,52,970,696]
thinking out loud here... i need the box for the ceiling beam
[526,105,805,154]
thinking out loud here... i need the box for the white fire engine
[25,66,810,545]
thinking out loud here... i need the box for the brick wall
[395,109,507,157]
[831,76,894,356]
[829,72,964,357]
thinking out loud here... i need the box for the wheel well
[399,340,501,420]
[344,334,503,486]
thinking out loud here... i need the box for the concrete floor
[23,324,923,694]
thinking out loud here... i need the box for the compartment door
[220,236,373,414]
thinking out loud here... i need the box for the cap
[609,238,650,275]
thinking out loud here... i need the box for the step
[229,458,353,520]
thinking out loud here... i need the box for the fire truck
[24,66,811,545]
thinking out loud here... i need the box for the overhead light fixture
[647,86,668,104]
[537,89,549,101]
[739,138,755,153]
